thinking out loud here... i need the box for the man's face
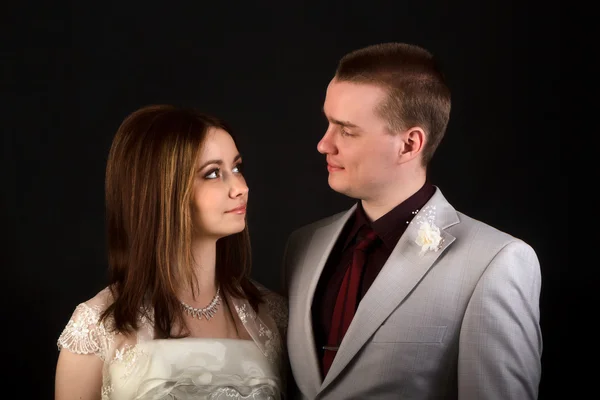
[318,79,401,202]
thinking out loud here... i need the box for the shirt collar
[342,182,436,251]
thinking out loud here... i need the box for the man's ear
[398,127,425,164]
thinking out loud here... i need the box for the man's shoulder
[453,210,534,253]
[432,187,530,249]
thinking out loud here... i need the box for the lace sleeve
[57,302,113,361]
[249,279,288,334]
[264,292,288,337]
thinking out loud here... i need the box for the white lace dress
[57,287,288,400]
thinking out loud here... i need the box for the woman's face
[190,128,248,239]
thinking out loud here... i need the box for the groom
[282,43,542,399]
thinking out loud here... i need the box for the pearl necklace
[180,287,221,320]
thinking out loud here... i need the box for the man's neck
[361,176,427,222]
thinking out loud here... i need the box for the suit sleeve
[458,240,542,400]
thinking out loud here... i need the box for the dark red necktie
[322,228,379,376]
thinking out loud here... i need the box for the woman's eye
[204,169,220,179]
[233,163,243,174]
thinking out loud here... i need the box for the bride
[55,105,288,399]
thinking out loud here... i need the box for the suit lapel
[294,205,356,395]
[320,189,460,391]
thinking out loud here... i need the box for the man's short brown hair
[335,42,451,166]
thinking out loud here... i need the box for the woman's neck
[186,237,218,300]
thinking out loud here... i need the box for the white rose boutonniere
[415,221,442,255]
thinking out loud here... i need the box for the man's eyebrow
[322,107,359,128]
[331,118,358,128]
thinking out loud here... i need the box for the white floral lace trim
[101,384,113,400]
[207,385,279,399]
[265,295,288,334]
[259,321,278,364]
[57,303,115,361]
[112,343,148,380]
[233,300,281,365]
[235,303,254,324]
[141,383,280,399]
[250,280,288,337]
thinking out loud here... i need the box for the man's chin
[327,177,352,197]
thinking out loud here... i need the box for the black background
[2,1,566,398]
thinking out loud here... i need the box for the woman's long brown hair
[100,104,262,338]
